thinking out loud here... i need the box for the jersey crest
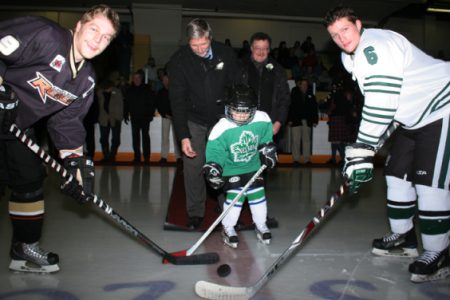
[230,130,259,163]
[49,54,66,72]
[27,72,78,105]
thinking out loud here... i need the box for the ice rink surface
[0,166,449,300]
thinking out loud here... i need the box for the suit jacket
[168,40,239,141]
[238,57,291,125]
[288,86,318,127]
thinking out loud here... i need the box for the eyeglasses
[253,47,270,52]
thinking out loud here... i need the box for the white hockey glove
[61,154,95,204]
[202,162,225,190]
[258,142,278,169]
[343,143,375,194]
[0,84,19,133]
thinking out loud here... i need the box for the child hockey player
[203,84,277,248]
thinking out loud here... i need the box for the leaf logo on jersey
[230,130,259,163]
[28,72,78,105]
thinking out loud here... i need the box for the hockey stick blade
[164,252,219,265]
[9,124,219,266]
[195,281,249,300]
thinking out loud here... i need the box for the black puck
[217,264,231,277]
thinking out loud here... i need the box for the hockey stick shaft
[9,124,218,265]
[186,164,267,256]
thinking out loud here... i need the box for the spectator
[115,23,133,79]
[239,32,291,137]
[142,56,158,90]
[238,40,251,60]
[326,84,358,165]
[168,18,239,230]
[156,71,180,165]
[276,41,291,69]
[97,79,124,163]
[300,35,316,55]
[124,70,156,164]
[288,78,319,166]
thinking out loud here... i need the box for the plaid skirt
[328,115,357,143]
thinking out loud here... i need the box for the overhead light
[427,7,450,13]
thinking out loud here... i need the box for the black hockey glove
[258,142,278,169]
[61,154,95,204]
[202,162,225,190]
[342,143,375,194]
[0,84,19,133]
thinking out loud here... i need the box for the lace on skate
[9,242,60,273]
[383,232,401,242]
[415,251,440,265]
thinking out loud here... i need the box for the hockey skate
[409,248,450,283]
[222,226,239,248]
[9,241,60,273]
[255,223,271,245]
[372,228,419,257]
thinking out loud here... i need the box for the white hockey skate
[372,229,419,257]
[409,248,450,283]
[9,241,60,273]
[255,223,271,245]
[222,226,239,249]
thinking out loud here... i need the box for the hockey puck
[217,264,231,277]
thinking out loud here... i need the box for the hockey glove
[258,142,278,169]
[202,162,225,190]
[61,154,95,204]
[0,84,19,133]
[343,143,376,194]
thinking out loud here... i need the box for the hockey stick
[168,164,267,260]
[9,124,219,265]
[195,122,399,299]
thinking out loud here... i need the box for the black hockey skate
[372,228,419,257]
[222,226,239,248]
[9,241,60,273]
[255,223,271,245]
[409,248,450,283]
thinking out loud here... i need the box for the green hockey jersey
[206,110,273,176]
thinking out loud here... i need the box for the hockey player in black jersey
[0,5,120,273]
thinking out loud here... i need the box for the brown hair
[79,4,120,35]
[323,6,359,27]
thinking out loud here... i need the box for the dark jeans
[131,118,151,161]
[100,121,121,161]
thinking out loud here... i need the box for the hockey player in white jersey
[325,6,450,283]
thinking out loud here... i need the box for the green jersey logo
[230,130,259,163]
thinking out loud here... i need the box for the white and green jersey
[206,111,273,176]
[342,28,450,147]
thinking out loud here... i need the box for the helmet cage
[225,102,256,125]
